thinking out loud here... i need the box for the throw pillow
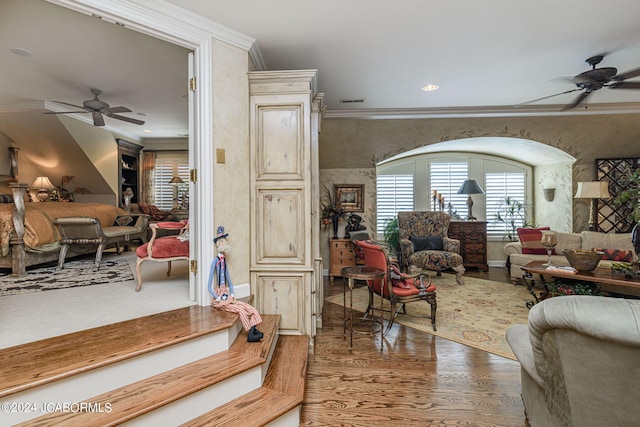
[410,235,443,251]
[517,227,554,255]
[595,248,634,262]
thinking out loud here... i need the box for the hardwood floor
[300,267,527,426]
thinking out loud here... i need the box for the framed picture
[334,184,364,212]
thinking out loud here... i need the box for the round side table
[341,265,385,352]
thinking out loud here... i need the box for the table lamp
[32,176,55,202]
[169,176,185,209]
[457,179,484,220]
[574,181,610,231]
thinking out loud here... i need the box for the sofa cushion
[595,248,634,262]
[581,231,636,257]
[410,235,443,251]
[518,227,552,255]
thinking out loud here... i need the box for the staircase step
[14,315,281,427]
[0,305,239,398]
[182,334,309,427]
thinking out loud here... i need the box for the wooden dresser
[448,221,489,271]
[329,238,356,280]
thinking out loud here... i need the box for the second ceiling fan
[521,55,640,110]
[45,88,145,127]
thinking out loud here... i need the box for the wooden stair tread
[0,305,238,397]
[182,335,309,427]
[15,315,281,427]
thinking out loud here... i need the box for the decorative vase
[332,216,339,239]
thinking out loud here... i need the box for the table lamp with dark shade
[457,179,484,220]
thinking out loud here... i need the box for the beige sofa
[506,296,640,426]
[505,230,637,282]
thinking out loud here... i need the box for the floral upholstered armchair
[397,211,465,285]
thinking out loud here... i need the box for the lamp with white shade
[169,176,185,209]
[31,176,55,202]
[574,181,610,231]
[457,179,485,220]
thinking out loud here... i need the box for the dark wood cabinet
[448,221,488,271]
[117,139,143,206]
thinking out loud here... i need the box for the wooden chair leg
[94,243,105,271]
[56,244,70,271]
[135,258,145,292]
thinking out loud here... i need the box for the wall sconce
[543,188,555,202]
[574,181,610,231]
[31,176,55,202]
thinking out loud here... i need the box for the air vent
[339,98,365,104]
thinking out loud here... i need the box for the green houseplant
[383,216,400,254]
[493,196,534,242]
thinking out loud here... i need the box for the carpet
[0,258,135,296]
[325,273,532,360]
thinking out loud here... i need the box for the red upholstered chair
[354,240,437,333]
[134,221,189,291]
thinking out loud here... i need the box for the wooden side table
[329,238,355,280]
[341,266,385,352]
[449,221,489,271]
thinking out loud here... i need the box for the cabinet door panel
[255,104,304,181]
[254,272,306,334]
[255,186,305,264]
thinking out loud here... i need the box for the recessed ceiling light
[421,84,439,92]
[143,129,152,133]
[9,47,33,57]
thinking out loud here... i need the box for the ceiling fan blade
[609,81,640,89]
[106,106,132,114]
[516,88,582,106]
[44,110,87,114]
[561,91,591,111]
[613,66,640,81]
[109,114,145,125]
[51,101,87,110]
[92,112,105,127]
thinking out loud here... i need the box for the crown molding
[324,102,640,119]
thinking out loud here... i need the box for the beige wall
[318,113,640,266]
[211,39,251,287]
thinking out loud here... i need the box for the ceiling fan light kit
[44,88,145,127]
[520,54,640,111]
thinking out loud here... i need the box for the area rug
[0,258,135,296]
[325,273,532,360]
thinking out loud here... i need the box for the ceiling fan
[520,55,640,110]
[45,88,145,126]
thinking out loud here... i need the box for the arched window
[377,153,532,240]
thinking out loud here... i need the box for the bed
[0,181,149,277]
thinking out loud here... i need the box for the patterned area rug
[0,258,135,296]
[325,273,532,360]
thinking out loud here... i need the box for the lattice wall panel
[596,158,640,233]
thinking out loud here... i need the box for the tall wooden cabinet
[249,70,323,337]
[117,139,143,206]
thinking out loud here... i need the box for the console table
[448,221,488,271]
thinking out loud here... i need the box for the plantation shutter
[429,162,468,213]
[153,152,189,210]
[376,174,414,236]
[485,172,526,237]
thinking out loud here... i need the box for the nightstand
[329,238,356,281]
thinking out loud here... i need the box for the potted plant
[492,196,534,242]
[383,216,399,253]
[320,184,346,239]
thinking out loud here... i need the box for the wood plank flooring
[300,267,527,426]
